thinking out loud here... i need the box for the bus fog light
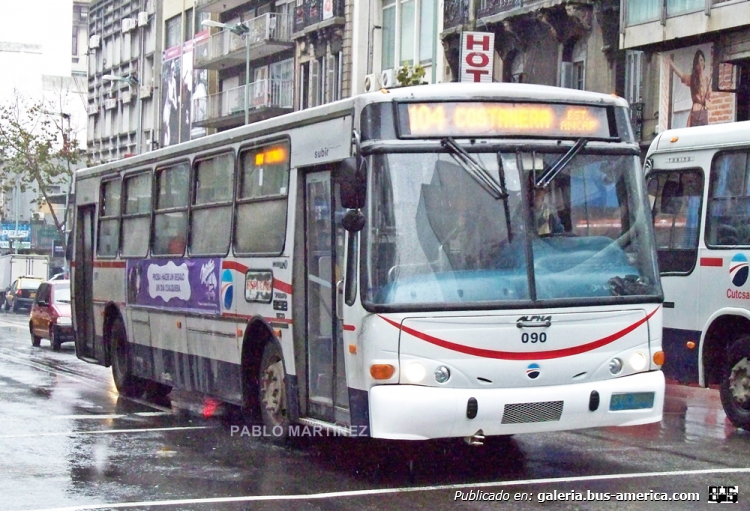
[609,358,622,374]
[434,366,451,383]
[609,358,623,374]
[405,363,426,383]
[629,352,647,371]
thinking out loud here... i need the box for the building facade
[620,0,750,147]
[87,0,162,162]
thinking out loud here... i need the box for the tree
[0,91,79,254]
[396,64,427,87]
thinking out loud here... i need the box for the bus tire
[259,341,289,439]
[111,316,146,397]
[720,335,750,430]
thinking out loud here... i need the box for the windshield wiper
[441,138,508,200]
[535,138,588,188]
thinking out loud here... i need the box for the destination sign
[397,102,612,139]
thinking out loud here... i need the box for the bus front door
[305,171,349,424]
[74,205,97,362]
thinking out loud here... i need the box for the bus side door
[74,205,98,362]
[304,170,349,424]
[648,169,704,382]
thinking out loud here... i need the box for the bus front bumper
[368,370,665,440]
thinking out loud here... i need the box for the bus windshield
[365,149,660,308]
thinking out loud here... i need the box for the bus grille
[501,401,564,424]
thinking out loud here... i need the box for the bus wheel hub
[729,358,750,403]
[262,360,284,417]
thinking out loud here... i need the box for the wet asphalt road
[3,313,750,511]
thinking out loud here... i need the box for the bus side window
[707,151,750,246]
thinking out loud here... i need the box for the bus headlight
[434,365,451,383]
[629,352,647,372]
[609,358,623,375]
[404,363,426,383]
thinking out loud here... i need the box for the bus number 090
[521,332,547,344]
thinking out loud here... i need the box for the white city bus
[72,83,664,441]
[644,120,750,430]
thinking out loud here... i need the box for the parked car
[5,276,45,313]
[29,280,73,351]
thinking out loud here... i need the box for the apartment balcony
[196,0,248,13]
[194,13,293,71]
[193,79,294,129]
[293,0,345,36]
[621,0,750,49]
[443,0,469,30]
[475,0,571,24]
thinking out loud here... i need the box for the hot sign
[460,31,494,83]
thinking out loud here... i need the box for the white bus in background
[645,120,750,429]
[72,83,664,443]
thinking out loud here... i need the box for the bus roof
[77,83,629,179]
[358,82,630,107]
[647,120,750,156]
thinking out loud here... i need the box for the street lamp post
[102,74,141,153]
[202,20,251,125]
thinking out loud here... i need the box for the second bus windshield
[365,150,660,307]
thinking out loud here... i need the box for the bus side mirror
[335,157,366,209]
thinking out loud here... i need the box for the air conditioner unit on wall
[89,34,100,48]
[122,18,136,33]
[139,84,152,98]
[146,0,155,15]
[104,98,117,110]
[364,73,382,93]
[138,12,149,27]
[88,102,99,115]
[121,90,132,104]
[381,68,397,89]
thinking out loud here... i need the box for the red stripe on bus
[273,278,293,294]
[701,257,724,267]
[93,261,127,268]
[379,307,659,361]
[222,260,248,273]
[343,324,356,331]
[221,312,293,324]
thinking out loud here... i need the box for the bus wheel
[259,341,289,438]
[111,317,145,397]
[720,336,750,430]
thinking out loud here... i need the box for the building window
[667,0,704,17]
[561,38,586,90]
[504,51,524,83]
[625,0,661,26]
[625,50,644,104]
[184,8,194,41]
[381,0,435,71]
[165,15,181,50]
[72,32,78,57]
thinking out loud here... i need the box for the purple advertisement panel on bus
[126,258,221,313]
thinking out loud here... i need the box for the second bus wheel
[720,335,750,430]
[259,341,289,438]
[111,317,146,397]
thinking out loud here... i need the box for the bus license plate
[609,392,655,411]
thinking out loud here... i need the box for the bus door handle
[335,280,344,321]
